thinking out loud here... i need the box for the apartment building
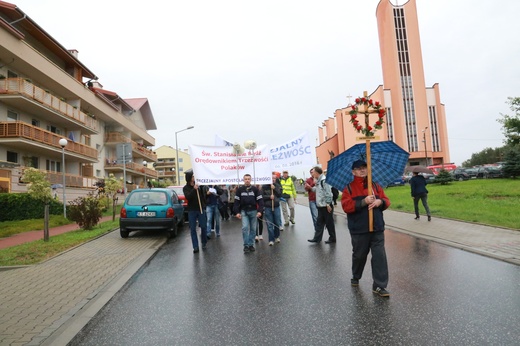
[0,1,158,199]
[154,145,193,186]
[316,0,450,170]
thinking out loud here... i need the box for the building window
[7,110,18,122]
[32,119,40,127]
[47,125,61,135]
[25,156,39,168]
[46,160,61,172]
[96,170,101,177]
[7,151,18,163]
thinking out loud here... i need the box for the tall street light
[422,127,428,166]
[175,126,194,185]
[59,138,68,218]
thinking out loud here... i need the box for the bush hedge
[0,193,66,222]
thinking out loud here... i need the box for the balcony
[104,159,158,179]
[0,78,100,134]
[0,121,98,160]
[105,132,157,162]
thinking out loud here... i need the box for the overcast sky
[13,0,520,171]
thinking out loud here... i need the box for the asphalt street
[69,204,520,346]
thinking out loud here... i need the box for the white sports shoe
[269,241,274,246]
[258,235,263,240]
[275,238,281,243]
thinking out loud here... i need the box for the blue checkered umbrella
[326,141,410,191]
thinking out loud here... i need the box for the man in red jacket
[341,160,391,297]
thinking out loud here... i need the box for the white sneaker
[275,238,281,243]
[269,241,274,246]
[255,236,259,242]
[258,235,263,240]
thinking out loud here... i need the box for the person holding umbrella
[341,160,391,297]
[410,171,431,221]
[183,170,208,253]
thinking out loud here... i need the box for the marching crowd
[183,161,392,297]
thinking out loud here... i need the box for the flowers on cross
[349,97,386,137]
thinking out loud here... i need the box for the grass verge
[0,219,119,266]
[385,178,520,229]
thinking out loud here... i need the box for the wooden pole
[366,139,373,232]
[196,188,202,213]
[362,91,374,232]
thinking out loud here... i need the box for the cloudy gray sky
[14,0,520,171]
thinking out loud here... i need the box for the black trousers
[350,231,389,289]
[312,206,336,241]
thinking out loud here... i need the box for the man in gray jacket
[308,166,337,244]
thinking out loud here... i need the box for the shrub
[0,193,65,222]
[68,193,103,230]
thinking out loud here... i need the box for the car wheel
[458,177,464,181]
[120,229,129,238]
[169,222,178,239]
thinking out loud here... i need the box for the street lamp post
[422,127,428,166]
[143,161,148,188]
[59,138,68,218]
[175,126,194,185]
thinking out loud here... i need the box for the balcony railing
[0,78,99,133]
[45,170,97,189]
[104,159,158,179]
[105,132,157,161]
[0,121,98,160]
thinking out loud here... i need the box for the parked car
[464,168,479,178]
[476,167,503,179]
[119,188,185,239]
[167,185,188,221]
[387,177,405,187]
[450,169,470,181]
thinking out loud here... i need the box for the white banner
[214,132,315,172]
[189,144,272,185]
[214,134,234,147]
[269,132,315,170]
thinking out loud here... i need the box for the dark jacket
[341,176,390,234]
[233,184,264,214]
[183,183,208,211]
[205,185,223,205]
[410,175,428,197]
[261,180,282,209]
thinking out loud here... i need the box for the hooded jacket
[183,171,208,211]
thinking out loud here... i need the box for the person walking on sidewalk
[304,168,318,230]
[280,170,297,226]
[341,160,391,297]
[183,170,208,253]
[307,166,336,244]
[410,172,431,221]
[234,174,264,253]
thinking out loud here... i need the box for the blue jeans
[206,204,221,235]
[188,210,207,250]
[264,206,282,242]
[241,209,258,246]
[309,200,318,230]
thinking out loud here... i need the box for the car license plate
[137,212,156,217]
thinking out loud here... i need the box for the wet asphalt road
[71,205,520,346]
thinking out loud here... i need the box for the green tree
[434,169,453,185]
[502,148,520,178]
[461,146,507,167]
[497,97,520,146]
[20,168,53,240]
[104,173,121,221]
